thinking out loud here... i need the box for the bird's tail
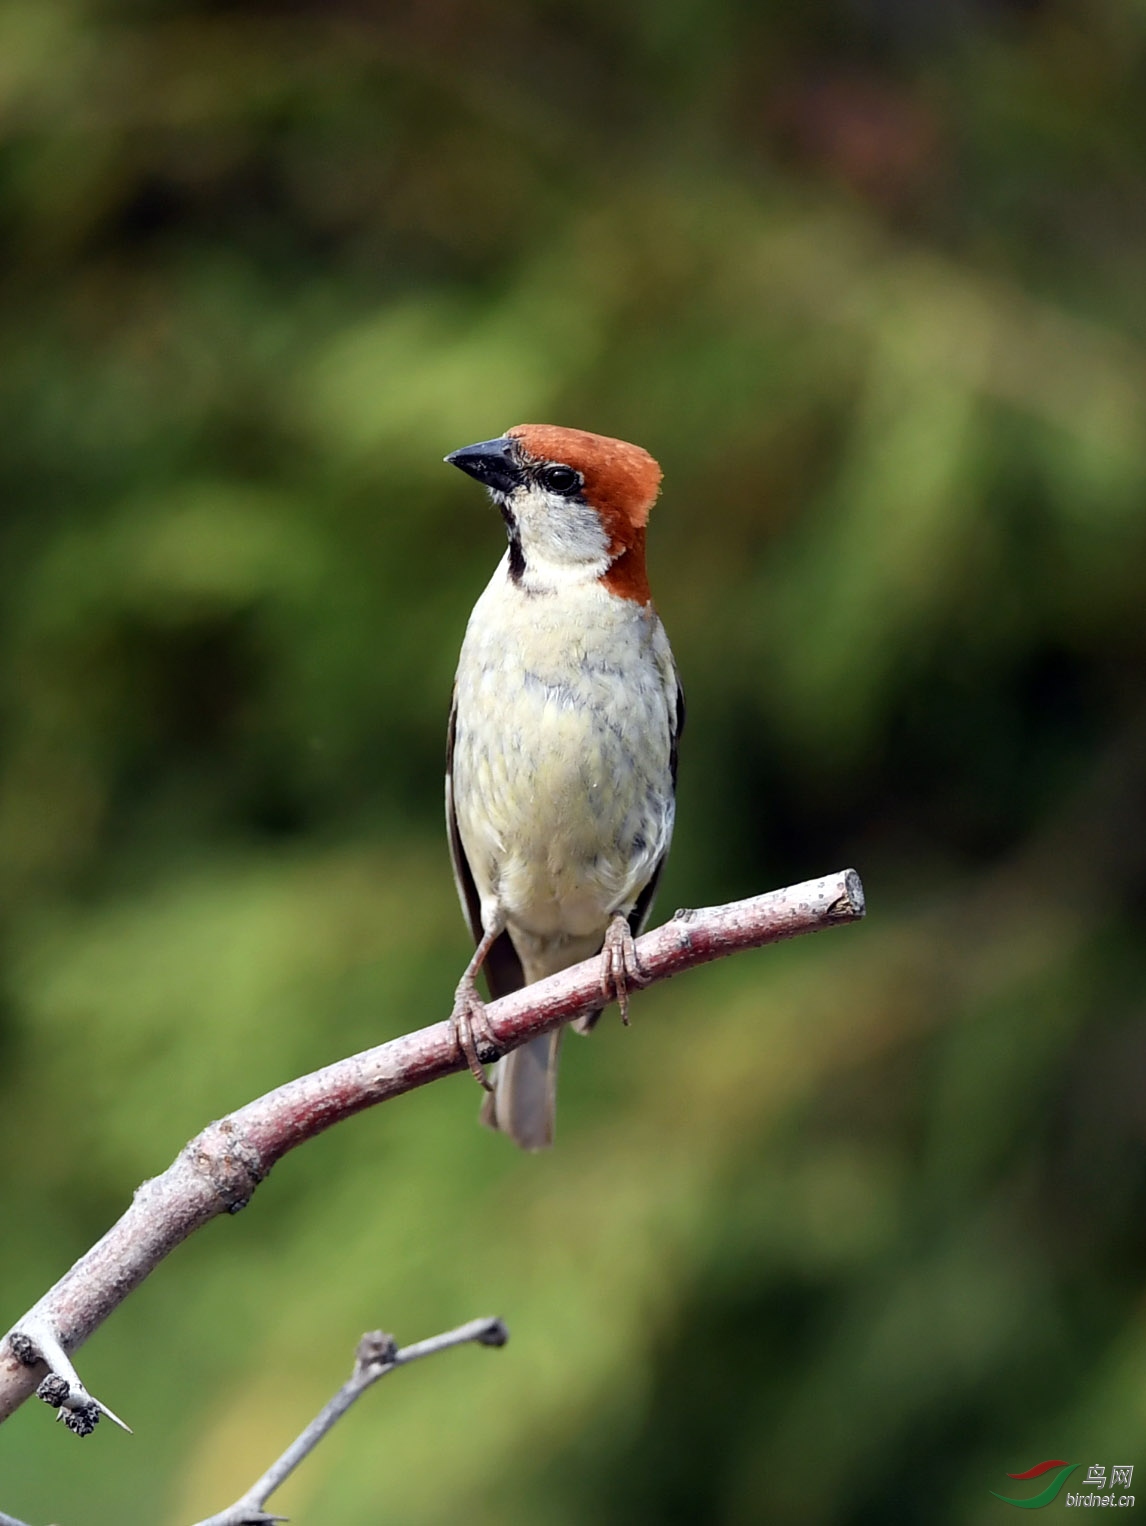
[480,1029,563,1150]
[479,931,603,1149]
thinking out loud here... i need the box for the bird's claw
[600,915,643,1026]
[450,980,499,1091]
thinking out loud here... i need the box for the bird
[444,423,683,1150]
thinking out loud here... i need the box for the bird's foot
[600,914,644,1027]
[449,978,499,1091]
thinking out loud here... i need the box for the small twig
[190,1316,509,1526]
[0,869,865,1427]
[8,1318,132,1439]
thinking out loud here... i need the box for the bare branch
[190,1317,508,1526]
[0,869,864,1427]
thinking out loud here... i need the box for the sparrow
[444,424,683,1149]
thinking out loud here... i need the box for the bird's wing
[573,671,684,1035]
[446,691,525,1000]
[627,671,685,940]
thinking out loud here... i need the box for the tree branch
[0,1320,507,1526]
[190,1316,509,1526]
[0,868,864,1428]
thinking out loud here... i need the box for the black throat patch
[498,501,526,584]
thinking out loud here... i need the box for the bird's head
[445,424,663,603]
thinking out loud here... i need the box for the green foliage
[2,1,1145,1521]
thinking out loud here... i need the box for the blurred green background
[1,0,1145,1521]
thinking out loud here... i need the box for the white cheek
[512,485,610,569]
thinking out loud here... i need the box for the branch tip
[476,1317,509,1348]
[93,1395,134,1434]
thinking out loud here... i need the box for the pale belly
[451,582,676,947]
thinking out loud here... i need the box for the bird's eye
[539,464,580,495]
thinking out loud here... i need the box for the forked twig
[190,1316,508,1526]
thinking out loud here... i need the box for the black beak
[445,436,522,496]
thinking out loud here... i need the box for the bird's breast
[451,573,676,938]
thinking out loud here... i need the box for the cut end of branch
[830,868,866,921]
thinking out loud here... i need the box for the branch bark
[0,868,864,1428]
